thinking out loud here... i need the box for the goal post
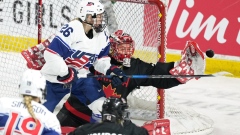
[37,0,42,44]
[0,0,214,134]
[113,0,167,119]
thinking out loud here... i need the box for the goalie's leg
[57,95,92,127]
[71,77,106,123]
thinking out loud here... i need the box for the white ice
[132,75,240,135]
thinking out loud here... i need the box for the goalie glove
[106,65,128,86]
[57,68,78,84]
[169,41,206,83]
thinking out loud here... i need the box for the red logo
[86,2,94,6]
[166,0,240,56]
[103,84,121,98]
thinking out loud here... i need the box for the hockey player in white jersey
[0,69,61,135]
[40,0,127,122]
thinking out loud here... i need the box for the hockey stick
[81,74,214,78]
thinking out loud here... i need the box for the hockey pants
[43,77,105,112]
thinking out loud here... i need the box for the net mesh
[0,0,213,134]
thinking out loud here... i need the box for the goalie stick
[80,74,214,78]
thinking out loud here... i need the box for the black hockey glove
[57,68,78,84]
[106,65,128,86]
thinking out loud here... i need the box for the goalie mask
[19,69,46,103]
[76,0,108,33]
[102,97,130,124]
[109,30,135,67]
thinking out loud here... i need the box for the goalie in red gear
[109,30,135,67]
[56,30,206,128]
[27,30,205,129]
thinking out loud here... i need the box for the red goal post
[120,0,167,119]
[112,0,168,119]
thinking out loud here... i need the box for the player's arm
[93,46,128,87]
[41,23,77,83]
[41,38,76,84]
[92,43,112,75]
[93,34,127,86]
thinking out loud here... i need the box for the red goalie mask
[109,30,135,67]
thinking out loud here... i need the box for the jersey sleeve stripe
[55,36,72,51]
[46,48,58,54]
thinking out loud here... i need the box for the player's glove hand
[57,68,78,84]
[106,65,128,86]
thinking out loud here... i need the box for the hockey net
[0,0,213,134]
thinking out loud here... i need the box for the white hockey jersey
[0,97,61,135]
[41,20,112,83]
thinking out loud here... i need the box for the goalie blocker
[21,35,55,70]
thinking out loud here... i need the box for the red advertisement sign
[167,0,240,57]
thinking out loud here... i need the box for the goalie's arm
[146,61,182,88]
[128,58,181,89]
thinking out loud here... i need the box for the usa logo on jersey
[65,50,98,69]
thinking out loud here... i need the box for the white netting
[0,0,213,134]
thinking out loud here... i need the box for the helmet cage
[77,0,108,33]
[92,11,108,33]
[110,30,135,63]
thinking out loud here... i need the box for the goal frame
[36,0,167,119]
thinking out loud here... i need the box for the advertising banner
[167,0,240,57]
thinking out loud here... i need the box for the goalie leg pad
[88,97,106,123]
[87,97,106,114]
[90,113,102,123]
[142,119,171,135]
